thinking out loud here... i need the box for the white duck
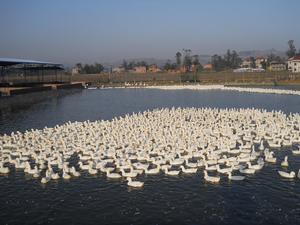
[259,140,264,151]
[121,169,138,178]
[239,168,255,174]
[145,165,160,175]
[70,167,80,177]
[79,161,90,170]
[205,163,217,171]
[62,170,71,179]
[247,162,263,170]
[185,159,198,168]
[292,149,300,155]
[41,176,50,184]
[88,166,98,175]
[216,164,232,174]
[51,172,60,180]
[180,165,197,174]
[204,170,220,183]
[278,170,295,179]
[226,172,245,181]
[164,167,180,176]
[281,156,289,167]
[106,170,121,179]
[126,177,144,188]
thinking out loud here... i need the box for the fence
[69,71,300,84]
[0,68,69,86]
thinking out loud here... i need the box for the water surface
[0,89,300,225]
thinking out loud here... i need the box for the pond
[0,88,300,225]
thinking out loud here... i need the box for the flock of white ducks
[144,85,300,96]
[1,107,300,188]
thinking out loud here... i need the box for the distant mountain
[238,49,286,59]
[86,49,287,69]
[103,58,169,68]
[105,56,212,68]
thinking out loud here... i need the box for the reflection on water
[0,88,300,225]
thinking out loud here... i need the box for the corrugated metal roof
[0,58,62,66]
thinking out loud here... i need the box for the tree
[94,63,104,73]
[136,61,148,69]
[267,53,284,66]
[81,63,104,74]
[211,50,242,71]
[75,63,83,73]
[261,61,267,70]
[195,63,203,72]
[183,49,192,71]
[250,57,256,68]
[224,49,232,68]
[163,60,176,71]
[223,49,242,69]
[127,61,135,70]
[76,63,82,69]
[286,40,297,58]
[175,52,182,68]
[211,54,226,71]
[192,55,200,65]
[230,50,242,69]
[122,60,128,70]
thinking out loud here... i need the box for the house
[241,58,252,68]
[71,66,81,75]
[269,61,286,71]
[148,64,161,73]
[288,55,300,73]
[133,66,147,73]
[203,63,213,70]
[255,57,267,68]
[112,67,125,73]
[180,66,188,73]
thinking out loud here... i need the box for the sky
[0,0,300,65]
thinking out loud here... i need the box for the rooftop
[288,55,300,61]
[0,58,62,67]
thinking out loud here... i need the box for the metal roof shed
[0,58,64,83]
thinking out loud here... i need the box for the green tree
[75,63,83,73]
[164,60,177,71]
[192,55,200,65]
[183,49,192,71]
[261,61,267,70]
[223,49,242,69]
[250,57,256,68]
[94,63,104,73]
[122,60,128,70]
[175,52,182,68]
[231,50,242,69]
[211,54,226,71]
[211,50,241,71]
[128,61,135,70]
[286,40,297,58]
[136,61,148,69]
[81,63,104,74]
[224,49,232,68]
[164,61,171,71]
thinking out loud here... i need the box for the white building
[255,57,267,68]
[112,67,125,73]
[71,67,81,75]
[288,55,300,73]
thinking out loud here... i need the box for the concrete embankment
[0,82,85,97]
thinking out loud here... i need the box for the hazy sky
[1,0,300,65]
